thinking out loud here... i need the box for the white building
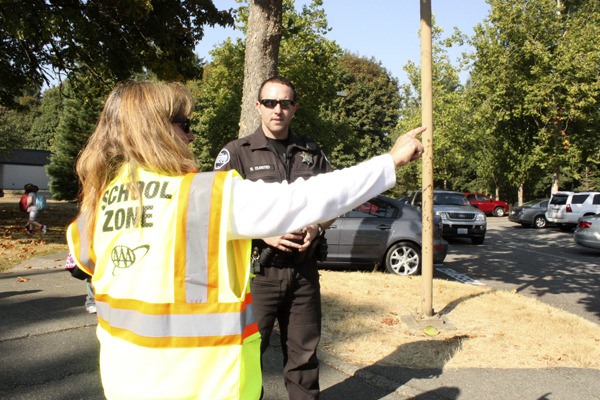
[0,149,52,191]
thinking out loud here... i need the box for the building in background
[0,150,52,192]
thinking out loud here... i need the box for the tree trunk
[518,182,524,206]
[551,168,560,194]
[238,0,282,138]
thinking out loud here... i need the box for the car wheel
[471,236,485,245]
[493,207,506,217]
[384,242,420,276]
[533,215,547,229]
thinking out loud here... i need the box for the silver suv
[410,190,487,244]
[545,191,600,230]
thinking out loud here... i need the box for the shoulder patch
[214,149,231,170]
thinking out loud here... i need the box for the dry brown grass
[0,193,78,272]
[2,193,599,370]
[320,270,600,369]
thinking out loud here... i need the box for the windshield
[433,193,469,206]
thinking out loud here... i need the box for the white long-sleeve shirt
[228,154,396,239]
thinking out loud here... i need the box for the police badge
[301,151,313,165]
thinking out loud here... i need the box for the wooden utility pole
[420,0,434,317]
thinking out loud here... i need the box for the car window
[476,194,490,201]
[348,199,397,218]
[593,195,600,205]
[466,194,475,200]
[540,200,549,208]
[550,194,569,205]
[571,194,589,204]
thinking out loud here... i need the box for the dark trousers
[251,259,321,400]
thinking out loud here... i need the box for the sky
[195,1,492,84]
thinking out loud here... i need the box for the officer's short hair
[258,76,297,102]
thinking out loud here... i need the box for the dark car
[320,195,448,276]
[464,192,509,217]
[508,198,550,228]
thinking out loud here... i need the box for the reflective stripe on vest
[66,210,96,275]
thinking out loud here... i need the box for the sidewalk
[1,251,599,400]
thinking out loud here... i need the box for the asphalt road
[2,239,600,399]
[438,217,600,325]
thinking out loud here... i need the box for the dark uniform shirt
[214,127,333,183]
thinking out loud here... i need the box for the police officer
[214,76,332,399]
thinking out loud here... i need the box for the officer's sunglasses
[171,117,191,133]
[259,99,296,110]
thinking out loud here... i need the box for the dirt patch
[0,196,78,271]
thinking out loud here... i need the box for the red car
[464,192,509,217]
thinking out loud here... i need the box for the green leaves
[0,0,234,106]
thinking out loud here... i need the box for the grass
[2,194,599,370]
[319,271,600,370]
[0,194,78,272]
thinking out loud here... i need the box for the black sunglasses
[171,117,191,133]
[259,99,296,110]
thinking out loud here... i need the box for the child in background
[24,183,47,234]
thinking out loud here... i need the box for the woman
[67,80,423,400]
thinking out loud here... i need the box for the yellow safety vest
[67,167,261,400]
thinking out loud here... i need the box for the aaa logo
[111,245,150,276]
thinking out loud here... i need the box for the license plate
[457,228,468,235]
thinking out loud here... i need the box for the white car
[546,191,600,230]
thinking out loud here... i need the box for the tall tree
[327,53,401,168]
[0,0,234,106]
[46,80,108,200]
[238,0,283,136]
[29,86,63,150]
[189,39,246,171]
[191,0,341,168]
[469,0,600,196]
[0,92,39,152]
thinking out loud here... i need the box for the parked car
[320,195,448,276]
[508,198,550,228]
[464,192,509,217]
[545,191,600,231]
[574,214,600,250]
[409,190,487,244]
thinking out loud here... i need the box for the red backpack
[19,194,29,213]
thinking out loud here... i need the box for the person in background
[24,183,47,234]
[65,253,97,314]
[66,80,423,400]
[84,278,96,314]
[214,76,331,399]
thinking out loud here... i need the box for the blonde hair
[76,80,198,238]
